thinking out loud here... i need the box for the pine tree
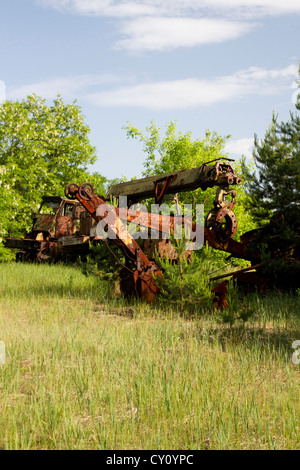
[242,70,300,287]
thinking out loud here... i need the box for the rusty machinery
[4,196,89,262]
[65,160,259,306]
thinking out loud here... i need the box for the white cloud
[88,78,238,109]
[7,74,119,101]
[37,0,300,51]
[197,0,300,18]
[37,0,159,17]
[87,64,299,110]
[116,17,255,52]
[38,0,300,18]
[6,64,298,110]
[225,138,254,159]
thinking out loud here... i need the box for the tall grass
[0,263,299,449]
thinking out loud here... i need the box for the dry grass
[0,262,299,449]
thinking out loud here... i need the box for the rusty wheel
[205,209,219,231]
[65,183,79,200]
[78,182,95,201]
[205,207,238,242]
[215,208,238,241]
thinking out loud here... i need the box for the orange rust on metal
[5,195,88,262]
[55,216,75,238]
[154,174,178,205]
[134,269,162,303]
[211,281,229,310]
[115,207,246,258]
[142,238,192,262]
[116,207,191,236]
[65,178,260,304]
[63,159,261,306]
[214,203,238,239]
[203,227,253,260]
[66,182,162,302]
[205,186,239,242]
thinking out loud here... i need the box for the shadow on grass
[1,281,111,302]
[196,321,300,359]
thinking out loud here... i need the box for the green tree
[242,73,300,285]
[125,120,229,177]
[155,240,217,314]
[0,94,105,251]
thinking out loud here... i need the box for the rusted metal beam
[106,162,242,202]
[209,264,262,282]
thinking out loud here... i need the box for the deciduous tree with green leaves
[0,94,106,257]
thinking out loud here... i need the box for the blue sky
[1,0,299,179]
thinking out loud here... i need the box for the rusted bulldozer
[64,159,260,306]
[4,195,90,262]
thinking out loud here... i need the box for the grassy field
[0,262,299,450]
